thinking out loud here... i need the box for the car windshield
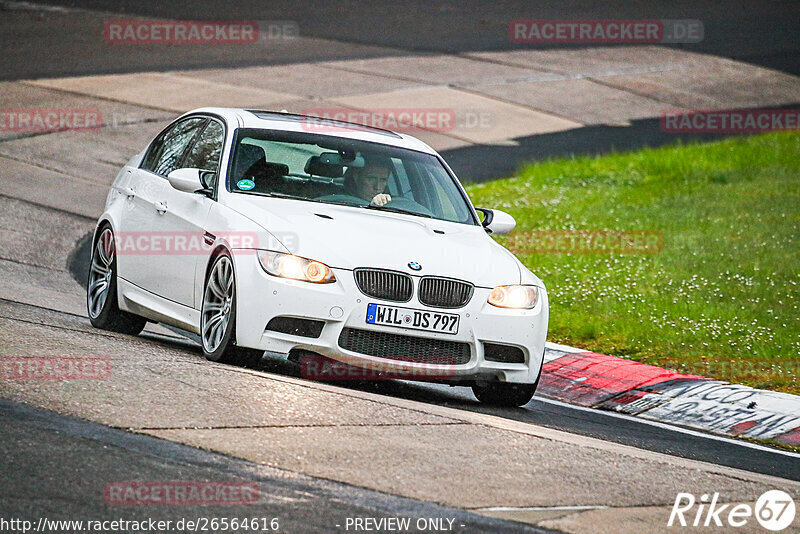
[227,128,477,225]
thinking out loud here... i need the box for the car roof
[181,107,439,155]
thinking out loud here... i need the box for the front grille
[418,277,474,308]
[338,328,471,365]
[354,269,413,302]
[483,342,525,364]
[266,316,324,338]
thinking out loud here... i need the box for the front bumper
[233,254,548,384]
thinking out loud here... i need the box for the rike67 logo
[669,490,796,531]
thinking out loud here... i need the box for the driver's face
[354,163,389,200]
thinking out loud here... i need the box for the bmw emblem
[408,261,422,271]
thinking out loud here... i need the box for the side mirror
[167,168,213,197]
[476,208,516,235]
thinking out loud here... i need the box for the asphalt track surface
[192,356,800,482]
[8,0,800,77]
[3,1,799,180]
[0,398,545,533]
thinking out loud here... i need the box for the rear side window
[141,117,205,176]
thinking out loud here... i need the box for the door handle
[155,201,168,215]
[122,186,136,199]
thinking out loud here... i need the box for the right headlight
[487,285,538,309]
[256,250,336,283]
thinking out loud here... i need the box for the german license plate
[366,303,459,335]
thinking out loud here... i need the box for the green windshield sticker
[237,179,255,190]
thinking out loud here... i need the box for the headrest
[239,143,264,160]
[236,144,266,179]
[305,155,344,178]
[262,162,289,179]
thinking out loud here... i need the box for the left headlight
[257,250,336,283]
[487,285,538,309]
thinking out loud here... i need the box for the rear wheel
[201,252,263,366]
[87,226,147,335]
[472,381,537,407]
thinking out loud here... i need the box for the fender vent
[483,342,525,364]
[266,316,324,338]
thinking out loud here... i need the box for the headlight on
[487,285,538,309]
[257,250,336,283]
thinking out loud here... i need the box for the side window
[141,128,169,172]
[184,120,224,172]
[143,117,205,176]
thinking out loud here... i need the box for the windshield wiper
[262,192,363,207]
[257,192,430,216]
[261,192,320,202]
[362,204,433,219]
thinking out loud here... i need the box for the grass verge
[465,132,800,394]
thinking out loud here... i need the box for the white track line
[535,396,800,459]
[0,1,75,12]
[477,505,607,512]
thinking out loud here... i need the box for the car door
[147,117,224,308]
[116,116,206,301]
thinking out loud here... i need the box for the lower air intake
[338,328,470,365]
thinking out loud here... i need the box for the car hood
[224,195,522,287]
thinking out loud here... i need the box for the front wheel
[201,252,263,366]
[87,226,146,335]
[472,382,537,407]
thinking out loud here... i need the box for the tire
[87,226,147,335]
[471,382,537,407]
[201,252,263,366]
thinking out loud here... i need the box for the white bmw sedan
[87,108,548,406]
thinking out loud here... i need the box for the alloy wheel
[201,255,234,353]
[87,228,115,319]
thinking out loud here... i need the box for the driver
[346,156,392,206]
